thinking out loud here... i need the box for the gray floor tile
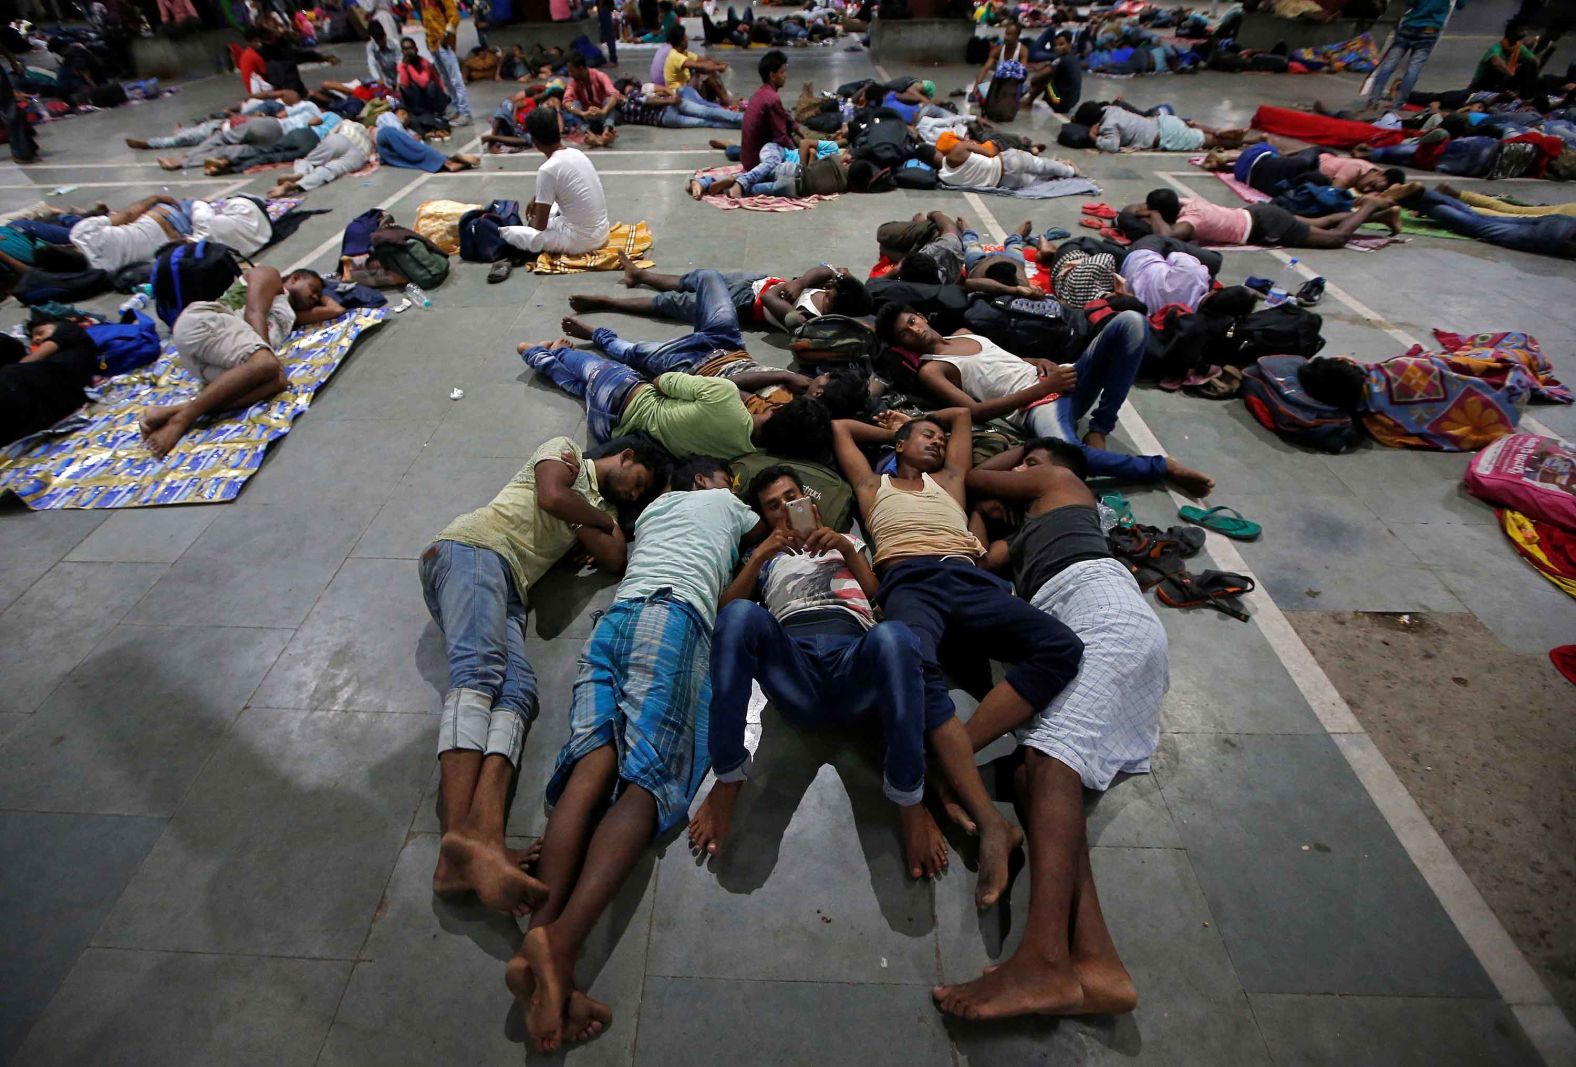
[252,557,441,713]
[0,505,105,612]
[1321,446,1495,527]
[1086,772,1182,850]
[1228,489,1466,613]
[12,949,351,1067]
[351,450,527,560]
[0,623,290,816]
[126,499,379,629]
[0,812,167,1062]
[319,833,654,1067]
[0,562,167,716]
[1249,993,1541,1067]
[424,377,587,460]
[634,977,955,1067]
[1155,605,1325,736]
[236,415,437,507]
[1398,518,1576,653]
[1160,733,1496,997]
[645,717,938,987]
[62,506,224,564]
[96,708,431,958]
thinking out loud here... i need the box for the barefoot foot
[1017,219,1034,239]
[934,775,976,834]
[565,989,613,1043]
[559,316,595,341]
[513,925,575,1053]
[568,294,610,313]
[709,138,731,150]
[617,248,642,287]
[1072,953,1138,1015]
[126,137,150,149]
[932,951,1084,1020]
[437,826,549,916]
[975,818,1024,910]
[688,780,743,858]
[900,803,949,880]
[1164,459,1214,498]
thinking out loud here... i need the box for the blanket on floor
[1250,105,1407,150]
[532,222,655,275]
[954,175,1101,200]
[688,164,839,212]
[0,309,388,510]
[1500,510,1576,600]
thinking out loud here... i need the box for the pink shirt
[1177,198,1251,245]
[564,68,617,109]
[1318,153,1380,188]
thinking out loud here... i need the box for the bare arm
[720,527,793,607]
[242,266,286,341]
[728,369,811,394]
[293,291,344,327]
[802,526,880,601]
[574,523,628,572]
[831,418,884,518]
[535,456,619,533]
[935,405,974,501]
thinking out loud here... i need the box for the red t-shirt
[740,85,790,171]
[238,46,268,95]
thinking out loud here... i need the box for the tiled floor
[1,16,1573,1067]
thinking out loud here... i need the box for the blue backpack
[151,240,246,329]
[458,199,523,263]
[84,310,162,377]
[1241,354,1360,454]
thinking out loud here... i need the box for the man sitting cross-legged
[507,456,767,1053]
[518,268,834,461]
[140,266,344,458]
[423,435,666,915]
[930,438,1167,1020]
[688,465,1024,903]
[829,408,1086,862]
[875,304,1215,495]
[569,252,873,334]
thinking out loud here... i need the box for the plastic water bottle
[404,282,432,309]
[117,284,152,316]
[1264,257,1300,307]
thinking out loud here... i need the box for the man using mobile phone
[688,465,1023,907]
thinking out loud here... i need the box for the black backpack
[1227,304,1325,366]
[854,116,915,169]
[963,294,1091,361]
[151,240,247,329]
[458,199,523,263]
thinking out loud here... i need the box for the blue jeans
[962,228,1026,270]
[649,269,763,324]
[659,106,739,129]
[1028,310,1167,482]
[709,601,937,805]
[434,45,471,117]
[1411,190,1576,258]
[11,217,79,244]
[519,343,645,442]
[730,141,788,193]
[1362,27,1437,106]
[419,541,537,762]
[591,268,744,375]
[676,85,743,127]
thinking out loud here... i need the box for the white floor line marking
[1153,171,1563,442]
[482,148,720,158]
[282,134,481,274]
[0,178,244,189]
[426,168,697,177]
[963,189,1575,1067]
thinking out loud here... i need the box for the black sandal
[1155,568,1254,622]
[487,260,513,284]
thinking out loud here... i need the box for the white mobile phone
[786,496,816,536]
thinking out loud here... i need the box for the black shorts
[1247,203,1310,248]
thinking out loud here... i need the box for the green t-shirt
[614,372,757,460]
[434,435,611,597]
[1474,41,1536,86]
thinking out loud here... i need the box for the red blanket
[1250,105,1407,150]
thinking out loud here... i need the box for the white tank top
[939,150,1003,188]
[921,332,1039,403]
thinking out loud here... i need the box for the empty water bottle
[1263,258,1300,307]
[118,284,152,316]
[404,282,432,309]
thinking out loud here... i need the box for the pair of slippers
[1107,520,1255,622]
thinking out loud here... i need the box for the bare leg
[932,752,1090,1019]
[514,782,657,1052]
[437,754,549,916]
[431,748,483,894]
[960,679,1036,753]
[930,717,1024,908]
[1163,458,1214,497]
[1067,835,1137,1014]
[140,348,289,458]
[1296,198,1392,247]
[567,293,660,315]
[616,250,684,292]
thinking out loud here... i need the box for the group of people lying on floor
[432,225,1210,1044]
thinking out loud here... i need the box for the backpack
[371,235,450,289]
[892,164,938,189]
[789,314,874,364]
[1463,434,1576,532]
[1227,304,1324,365]
[795,156,850,197]
[981,75,1021,123]
[342,208,396,259]
[569,34,607,67]
[1240,355,1360,453]
[1272,181,1351,217]
[854,116,914,169]
[963,294,1090,361]
[458,199,523,262]
[965,35,991,64]
[151,240,247,329]
[729,452,856,532]
[84,310,161,376]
